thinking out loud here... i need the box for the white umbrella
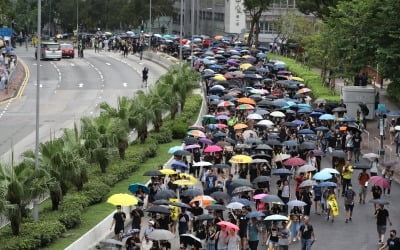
[257,119,274,127]
[148,229,175,240]
[247,113,263,120]
[274,154,291,162]
[297,164,316,173]
[287,199,307,207]
[193,161,213,167]
[362,153,379,160]
[299,179,317,188]
[395,125,400,131]
[242,130,258,139]
[227,202,244,209]
[270,111,286,118]
[264,214,289,221]
[320,168,340,175]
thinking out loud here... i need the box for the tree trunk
[50,190,61,210]
[118,141,128,159]
[10,209,21,235]
[247,18,256,46]
[99,159,109,173]
[139,128,148,143]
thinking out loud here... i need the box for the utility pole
[33,0,42,222]
[191,0,194,66]
[149,0,152,34]
[76,0,79,41]
[179,0,183,64]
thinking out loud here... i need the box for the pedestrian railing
[374,137,380,153]
[363,129,370,149]
[384,145,393,161]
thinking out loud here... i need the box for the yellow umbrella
[107,193,139,206]
[240,63,252,71]
[244,33,249,39]
[173,179,196,186]
[229,154,252,164]
[215,35,223,40]
[292,76,304,82]
[234,123,248,130]
[241,55,251,59]
[213,75,227,81]
[160,169,177,175]
[179,173,198,183]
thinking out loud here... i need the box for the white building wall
[224,0,246,34]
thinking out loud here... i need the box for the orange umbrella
[234,123,248,130]
[237,97,256,105]
[190,195,216,206]
[298,88,312,94]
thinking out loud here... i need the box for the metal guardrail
[363,129,370,149]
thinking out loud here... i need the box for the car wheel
[57,58,61,61]
[71,55,74,59]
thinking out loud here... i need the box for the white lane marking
[70,63,75,66]
[78,83,84,88]
[122,82,128,87]
[105,62,111,66]
[139,62,143,65]
[32,63,43,66]
[50,62,62,84]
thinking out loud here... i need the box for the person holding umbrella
[225,228,240,250]
[110,205,126,240]
[289,206,302,242]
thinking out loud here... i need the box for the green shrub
[58,209,82,229]
[387,82,400,102]
[83,180,110,205]
[59,193,90,212]
[150,129,173,144]
[171,120,189,139]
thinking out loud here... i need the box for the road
[0,46,167,164]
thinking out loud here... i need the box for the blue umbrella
[313,171,332,180]
[298,129,315,135]
[168,146,183,154]
[343,117,356,122]
[245,211,266,219]
[171,160,187,169]
[258,46,269,52]
[319,114,336,120]
[298,108,312,114]
[256,67,269,73]
[283,140,298,147]
[315,126,330,132]
[209,64,223,70]
[272,168,293,176]
[273,99,289,107]
[310,111,323,117]
[292,119,305,126]
[317,181,337,188]
[387,111,400,117]
[128,183,150,194]
[287,199,307,207]
[207,95,220,100]
[231,198,252,206]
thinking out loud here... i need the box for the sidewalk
[0,57,27,104]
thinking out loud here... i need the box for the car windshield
[61,44,73,49]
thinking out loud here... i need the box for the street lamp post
[76,0,79,40]
[149,0,152,34]
[179,0,183,64]
[33,0,42,222]
[191,0,194,66]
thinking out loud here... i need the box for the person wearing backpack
[344,185,356,223]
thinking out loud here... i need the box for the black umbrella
[231,178,253,187]
[282,122,297,127]
[251,158,269,164]
[299,141,316,150]
[147,205,170,214]
[255,144,273,150]
[261,194,284,204]
[173,150,191,156]
[369,199,390,205]
[183,137,198,145]
[257,99,275,107]
[265,139,282,146]
[170,201,192,209]
[211,191,231,200]
[251,154,271,159]
[143,170,164,176]
[154,190,176,200]
[225,137,237,145]
[244,138,263,145]
[153,199,170,205]
[331,150,346,159]
[215,163,231,169]
[214,132,227,137]
[205,204,227,210]
[182,188,203,197]
[272,168,293,176]
[252,176,271,184]
[180,234,202,248]
[195,214,215,221]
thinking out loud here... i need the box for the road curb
[0,58,30,105]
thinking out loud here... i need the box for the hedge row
[387,82,400,103]
[0,93,203,250]
[269,53,341,103]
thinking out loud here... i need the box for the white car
[35,42,62,60]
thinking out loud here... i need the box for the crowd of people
[105,41,400,250]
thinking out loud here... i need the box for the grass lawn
[45,139,182,250]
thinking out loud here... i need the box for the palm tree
[157,77,179,120]
[128,90,154,143]
[0,162,50,235]
[147,87,166,132]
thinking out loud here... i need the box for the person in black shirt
[110,205,126,240]
[297,216,316,250]
[158,214,171,230]
[352,131,362,162]
[376,204,393,244]
[379,229,400,250]
[239,207,250,250]
[126,232,141,250]
[130,206,144,229]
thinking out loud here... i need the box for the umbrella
[369,176,391,189]
[180,234,203,248]
[236,104,255,110]
[193,161,213,167]
[187,130,206,138]
[299,141,317,150]
[252,176,270,183]
[284,157,306,167]
[147,205,170,214]
[100,239,124,246]
[231,197,252,206]
[265,214,289,221]
[205,204,227,210]
[128,183,150,194]
[369,199,390,205]
[170,201,192,209]
[237,97,256,105]
[234,123,248,130]
[320,168,340,175]
[312,149,324,157]
[148,229,175,240]
[272,168,293,176]
[287,200,307,207]
[154,190,176,200]
[317,182,337,188]
[270,111,286,117]
[247,113,263,120]
[227,202,244,209]
[215,163,232,169]
[168,145,183,154]
[229,154,252,164]
[159,169,177,175]
[218,101,235,107]
[274,154,291,162]
[353,163,371,170]
[331,150,346,159]
[182,188,203,197]
[299,180,317,188]
[173,179,196,186]
[362,153,380,160]
[266,139,282,146]
[153,199,169,205]
[204,145,223,153]
[214,132,227,137]
[184,137,198,145]
[253,193,267,200]
[246,211,266,219]
[217,221,239,230]
[313,171,333,180]
[231,178,253,187]
[257,120,275,127]
[298,129,315,135]
[173,150,191,156]
[196,214,215,221]
[171,160,187,169]
[199,137,213,144]
[298,88,312,94]
[256,144,273,150]
[143,170,164,176]
[332,107,347,112]
[232,186,254,194]
[191,195,216,206]
[211,191,231,200]
[315,126,329,132]
[297,164,316,173]
[282,140,298,147]
[216,141,231,147]
[107,193,139,206]
[383,160,398,168]
[261,194,284,204]
[319,114,336,120]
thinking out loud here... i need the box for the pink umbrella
[284,157,306,167]
[204,145,223,153]
[217,221,239,231]
[216,123,228,129]
[369,176,391,189]
[253,193,267,200]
